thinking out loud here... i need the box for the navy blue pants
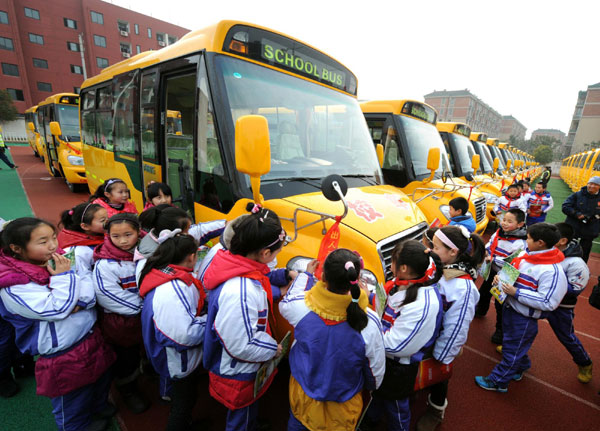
[488,305,537,387]
[50,369,112,431]
[0,316,18,373]
[365,396,411,431]
[0,148,15,169]
[526,215,546,226]
[226,402,258,431]
[547,307,591,366]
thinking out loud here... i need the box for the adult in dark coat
[562,176,600,262]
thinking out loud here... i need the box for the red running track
[14,144,600,430]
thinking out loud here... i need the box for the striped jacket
[485,228,527,270]
[93,258,141,315]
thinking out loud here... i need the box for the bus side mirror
[49,121,62,137]
[235,115,271,205]
[471,154,480,173]
[505,159,512,170]
[493,157,499,172]
[424,147,440,184]
[376,143,384,168]
[27,122,35,131]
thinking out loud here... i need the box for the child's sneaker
[577,363,593,383]
[474,376,508,393]
[512,371,524,381]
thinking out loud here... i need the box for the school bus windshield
[447,133,476,176]
[395,115,451,177]
[472,140,493,174]
[56,105,81,142]
[215,55,381,183]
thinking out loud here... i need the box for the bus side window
[96,86,113,151]
[440,132,455,173]
[196,57,234,214]
[113,71,138,156]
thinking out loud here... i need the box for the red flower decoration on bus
[348,199,384,223]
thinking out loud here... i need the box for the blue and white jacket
[526,192,554,222]
[433,272,480,364]
[494,195,527,214]
[93,259,141,316]
[485,228,527,271]
[0,271,97,356]
[279,274,385,401]
[382,284,443,364]
[64,245,96,282]
[508,249,568,319]
[558,242,589,308]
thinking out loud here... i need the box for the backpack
[589,276,600,310]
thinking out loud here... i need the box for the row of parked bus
[22,20,540,308]
[560,149,600,192]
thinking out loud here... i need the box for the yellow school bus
[577,149,600,190]
[568,152,586,190]
[470,131,504,219]
[361,100,488,233]
[80,21,429,338]
[24,105,41,157]
[36,93,86,192]
[560,156,571,180]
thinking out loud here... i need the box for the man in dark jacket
[540,166,552,186]
[562,176,600,262]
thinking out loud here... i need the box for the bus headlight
[287,256,313,273]
[439,205,451,221]
[67,155,84,166]
[482,192,498,204]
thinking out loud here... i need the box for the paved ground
[3,151,600,430]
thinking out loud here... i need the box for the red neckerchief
[489,228,525,257]
[203,249,273,330]
[0,249,65,288]
[93,235,134,262]
[511,248,564,270]
[57,229,104,248]
[384,260,437,294]
[504,193,521,204]
[529,193,546,217]
[139,264,206,316]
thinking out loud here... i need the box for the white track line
[538,319,600,342]
[463,345,600,411]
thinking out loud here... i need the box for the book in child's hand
[480,259,492,281]
[491,262,520,304]
[254,331,291,398]
[503,248,523,264]
[48,250,76,271]
[374,282,387,318]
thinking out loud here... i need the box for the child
[143,182,173,210]
[520,181,531,202]
[447,197,476,233]
[549,223,592,383]
[135,204,225,283]
[526,182,554,226]
[278,250,385,431]
[0,218,115,431]
[202,205,285,430]
[422,227,438,249]
[493,184,526,221]
[139,231,207,430]
[58,202,107,280]
[93,213,149,414]
[417,226,484,431]
[475,223,567,392]
[90,178,138,218]
[362,241,443,431]
[475,208,527,345]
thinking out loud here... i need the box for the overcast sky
[110,0,599,139]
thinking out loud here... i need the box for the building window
[96,57,109,68]
[6,88,24,101]
[118,20,129,33]
[37,82,52,92]
[91,11,103,24]
[67,41,79,51]
[33,58,48,69]
[134,23,139,34]
[64,18,77,29]
[156,32,165,42]
[73,87,80,94]
[0,10,8,24]
[2,63,19,76]
[168,35,177,45]
[24,7,40,20]
[70,64,83,74]
[147,27,152,38]
[120,43,131,54]
[136,45,141,54]
[29,33,44,45]
[0,36,13,50]
[94,35,106,47]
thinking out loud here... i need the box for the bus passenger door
[162,72,196,215]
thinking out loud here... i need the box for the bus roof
[37,93,79,107]
[81,20,356,95]
[470,132,488,142]
[359,100,438,124]
[486,138,500,146]
[436,121,471,138]
[24,105,38,113]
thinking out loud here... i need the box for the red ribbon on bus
[314,216,342,280]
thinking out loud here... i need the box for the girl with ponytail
[362,240,443,431]
[416,226,484,431]
[90,178,138,218]
[57,202,107,280]
[138,232,207,431]
[279,249,386,431]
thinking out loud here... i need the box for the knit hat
[588,177,600,186]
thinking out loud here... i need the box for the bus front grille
[474,197,486,224]
[377,222,429,281]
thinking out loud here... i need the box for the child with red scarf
[92,213,149,414]
[475,223,567,392]
[0,218,115,431]
[90,178,138,218]
[493,184,526,221]
[203,205,286,431]
[526,181,554,226]
[138,231,207,431]
[58,202,107,281]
